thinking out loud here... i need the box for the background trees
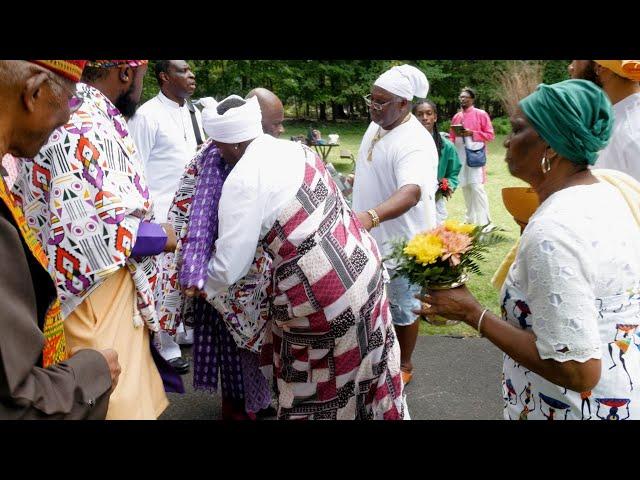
[142,60,570,121]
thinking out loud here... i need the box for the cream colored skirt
[64,268,168,420]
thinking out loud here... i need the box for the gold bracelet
[367,209,380,228]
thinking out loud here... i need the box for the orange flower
[434,227,472,266]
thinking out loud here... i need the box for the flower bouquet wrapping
[435,177,453,201]
[387,220,506,325]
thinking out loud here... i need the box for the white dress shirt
[352,115,439,263]
[204,134,305,298]
[128,91,206,222]
[593,92,640,182]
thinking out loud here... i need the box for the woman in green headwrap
[415,79,640,420]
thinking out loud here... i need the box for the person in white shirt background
[351,64,438,387]
[129,60,205,373]
[569,60,640,181]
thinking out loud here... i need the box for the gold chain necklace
[367,113,412,162]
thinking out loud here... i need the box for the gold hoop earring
[541,156,551,174]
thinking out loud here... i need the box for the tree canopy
[142,60,570,120]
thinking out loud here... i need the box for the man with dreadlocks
[413,99,461,224]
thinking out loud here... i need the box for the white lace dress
[501,182,640,420]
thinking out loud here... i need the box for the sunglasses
[363,94,402,111]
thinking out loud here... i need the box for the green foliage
[140,60,571,121]
[542,60,571,84]
[492,116,511,135]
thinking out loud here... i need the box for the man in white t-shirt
[129,60,205,373]
[352,65,438,386]
[569,60,640,181]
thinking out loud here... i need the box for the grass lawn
[285,120,526,337]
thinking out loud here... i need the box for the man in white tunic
[129,60,205,372]
[351,65,438,386]
[569,60,640,181]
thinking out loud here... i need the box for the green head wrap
[518,79,613,166]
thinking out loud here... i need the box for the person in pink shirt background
[449,87,495,225]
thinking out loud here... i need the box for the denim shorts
[387,275,421,326]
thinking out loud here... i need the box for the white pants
[155,330,182,361]
[462,183,491,225]
[176,323,194,345]
[435,198,448,225]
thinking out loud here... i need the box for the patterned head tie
[86,60,149,68]
[29,60,87,82]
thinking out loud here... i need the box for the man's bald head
[246,88,285,138]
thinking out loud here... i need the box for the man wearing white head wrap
[201,95,263,145]
[200,96,407,419]
[373,64,430,101]
[352,64,438,387]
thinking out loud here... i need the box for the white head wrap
[201,95,263,143]
[373,64,429,100]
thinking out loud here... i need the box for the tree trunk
[331,101,347,120]
[220,61,226,95]
[318,74,326,121]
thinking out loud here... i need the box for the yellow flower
[404,233,444,265]
[443,219,476,235]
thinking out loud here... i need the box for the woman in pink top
[449,87,495,225]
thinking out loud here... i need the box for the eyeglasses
[47,74,84,113]
[363,94,401,111]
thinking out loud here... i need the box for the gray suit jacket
[0,200,112,419]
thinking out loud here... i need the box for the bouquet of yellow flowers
[387,220,507,290]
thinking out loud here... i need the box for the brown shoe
[401,370,413,386]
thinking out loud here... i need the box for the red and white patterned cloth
[1,154,19,189]
[259,145,405,420]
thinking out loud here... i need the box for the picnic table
[312,142,339,162]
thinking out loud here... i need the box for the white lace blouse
[501,181,640,420]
